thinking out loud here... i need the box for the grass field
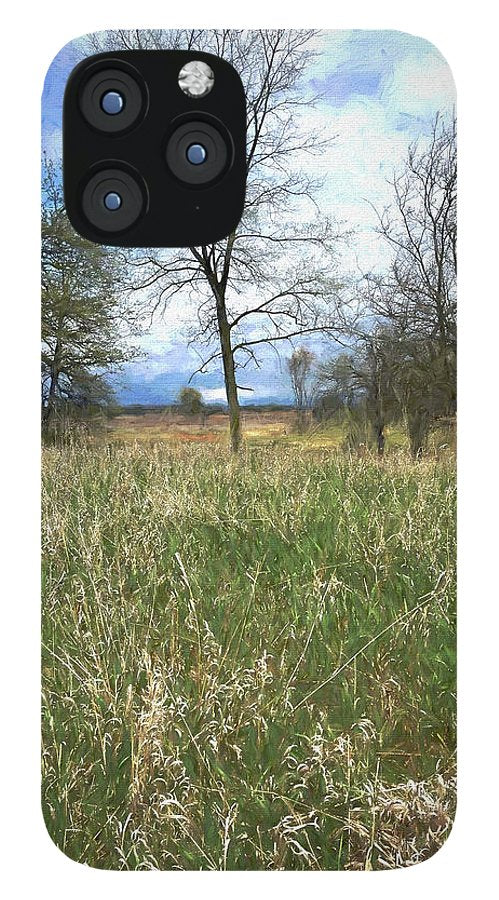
[41,434,456,869]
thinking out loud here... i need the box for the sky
[42,30,455,406]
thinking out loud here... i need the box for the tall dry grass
[42,443,456,869]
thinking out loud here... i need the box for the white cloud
[201,388,227,402]
[386,40,455,118]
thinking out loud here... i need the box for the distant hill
[112,367,295,407]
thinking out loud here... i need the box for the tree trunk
[217,309,242,454]
[199,232,242,454]
[296,407,306,433]
[370,381,385,456]
[376,423,385,456]
[408,406,430,459]
[43,342,61,426]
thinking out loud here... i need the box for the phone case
[42,29,456,870]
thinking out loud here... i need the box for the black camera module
[64,50,246,246]
[81,167,147,233]
[79,66,146,133]
[165,119,231,186]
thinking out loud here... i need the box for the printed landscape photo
[42,29,456,870]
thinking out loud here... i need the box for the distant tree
[287,347,316,431]
[359,335,400,455]
[317,332,400,455]
[41,159,139,433]
[178,386,204,416]
[86,29,344,453]
[384,333,455,457]
[315,352,358,419]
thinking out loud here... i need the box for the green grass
[42,442,456,870]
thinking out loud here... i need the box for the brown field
[108,408,303,445]
[104,407,455,453]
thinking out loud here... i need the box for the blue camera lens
[103,192,122,211]
[100,90,124,115]
[186,143,207,165]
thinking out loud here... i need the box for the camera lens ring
[79,68,145,133]
[165,120,230,186]
[81,168,146,233]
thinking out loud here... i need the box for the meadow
[41,428,456,870]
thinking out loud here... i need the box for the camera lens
[186,143,207,165]
[166,120,230,185]
[100,90,124,116]
[79,67,145,133]
[103,191,122,210]
[82,169,146,233]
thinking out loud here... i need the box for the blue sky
[42,30,455,406]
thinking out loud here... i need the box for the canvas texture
[41,29,456,870]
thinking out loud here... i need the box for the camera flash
[178,60,214,98]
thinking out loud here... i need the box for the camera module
[64,50,246,245]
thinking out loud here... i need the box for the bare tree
[370,114,456,348]
[85,29,344,452]
[287,347,316,431]
[363,113,456,455]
